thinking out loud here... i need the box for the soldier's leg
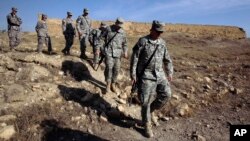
[138,79,157,137]
[15,31,21,47]
[80,35,87,58]
[111,57,121,93]
[104,56,114,93]
[93,47,99,64]
[62,35,68,55]
[151,79,171,112]
[8,30,16,49]
[67,35,74,54]
[37,37,45,53]
[45,37,52,53]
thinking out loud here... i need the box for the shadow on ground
[61,60,105,92]
[41,119,108,141]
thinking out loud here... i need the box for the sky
[1,0,250,37]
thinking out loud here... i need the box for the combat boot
[61,49,67,55]
[151,112,160,126]
[106,82,111,94]
[111,83,118,94]
[145,122,154,138]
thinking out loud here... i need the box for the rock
[116,99,127,104]
[192,134,206,141]
[176,103,192,117]
[99,112,108,122]
[229,87,242,95]
[203,84,211,90]
[190,86,196,93]
[172,94,179,100]
[204,77,211,83]
[58,71,64,75]
[16,64,50,81]
[5,84,26,102]
[0,123,7,127]
[0,125,16,140]
[162,116,170,121]
[196,77,203,82]
[118,93,128,100]
[0,115,17,122]
[117,105,125,112]
[87,128,93,134]
[0,55,16,71]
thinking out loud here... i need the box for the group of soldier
[6,7,173,138]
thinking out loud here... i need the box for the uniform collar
[148,37,160,44]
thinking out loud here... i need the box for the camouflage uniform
[35,15,52,53]
[7,8,22,50]
[76,9,92,58]
[130,24,173,135]
[62,12,75,55]
[89,23,107,65]
[102,24,127,84]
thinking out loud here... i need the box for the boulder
[0,125,16,140]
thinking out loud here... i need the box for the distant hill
[46,18,246,40]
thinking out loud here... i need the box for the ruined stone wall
[47,19,246,40]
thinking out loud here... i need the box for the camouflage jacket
[89,28,103,47]
[35,20,48,37]
[130,35,173,81]
[101,25,127,58]
[76,15,92,35]
[7,13,22,31]
[62,18,75,35]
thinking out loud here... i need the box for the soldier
[61,11,76,55]
[88,22,107,70]
[7,7,22,51]
[76,8,92,59]
[101,17,128,94]
[130,20,173,138]
[35,14,52,54]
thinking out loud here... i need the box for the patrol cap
[67,11,72,16]
[100,22,107,27]
[83,8,89,14]
[12,7,18,12]
[151,20,165,32]
[115,17,124,27]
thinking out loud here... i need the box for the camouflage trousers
[92,47,100,64]
[104,55,121,83]
[8,29,21,49]
[79,34,89,57]
[138,78,171,124]
[37,36,52,53]
[62,34,74,52]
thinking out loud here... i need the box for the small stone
[204,77,211,83]
[117,105,125,112]
[162,116,170,121]
[58,71,64,75]
[87,128,93,134]
[0,125,16,140]
[116,99,127,104]
[99,112,108,122]
[172,94,179,100]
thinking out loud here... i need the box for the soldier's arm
[7,15,19,26]
[122,33,128,58]
[76,16,81,34]
[62,19,66,34]
[163,42,173,78]
[130,39,143,80]
[16,16,22,25]
[35,21,40,33]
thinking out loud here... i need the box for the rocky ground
[0,32,249,141]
